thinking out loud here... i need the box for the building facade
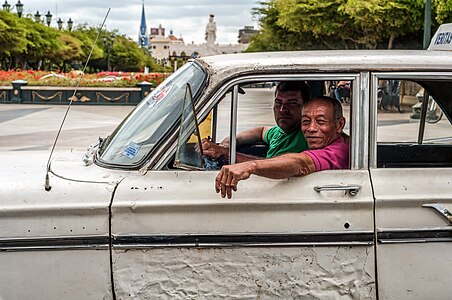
[148,15,249,65]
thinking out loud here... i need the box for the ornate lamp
[34,11,41,22]
[45,10,52,26]
[57,18,63,30]
[15,0,23,17]
[2,1,11,12]
[67,18,73,31]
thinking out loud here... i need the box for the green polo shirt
[263,126,308,158]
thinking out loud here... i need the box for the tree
[248,0,452,51]
[111,35,149,71]
[69,24,103,69]
[16,17,64,70]
[0,11,28,68]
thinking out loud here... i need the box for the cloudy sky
[17,0,259,44]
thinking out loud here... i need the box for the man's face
[301,98,345,150]
[273,90,303,133]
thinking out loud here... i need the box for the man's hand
[215,162,256,199]
[198,138,229,159]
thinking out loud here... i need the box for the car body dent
[113,246,375,299]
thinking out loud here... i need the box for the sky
[16,0,260,44]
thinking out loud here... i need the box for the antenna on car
[44,8,111,191]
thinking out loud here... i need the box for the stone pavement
[0,104,134,151]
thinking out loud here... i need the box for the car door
[110,74,377,299]
[370,73,452,299]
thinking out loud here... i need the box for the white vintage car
[2,34,452,299]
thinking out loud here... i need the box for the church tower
[138,0,149,48]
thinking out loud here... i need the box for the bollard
[136,81,153,102]
[11,80,28,104]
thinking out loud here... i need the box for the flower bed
[0,70,170,87]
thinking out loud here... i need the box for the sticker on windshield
[147,81,174,108]
[123,142,141,159]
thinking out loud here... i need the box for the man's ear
[336,117,346,133]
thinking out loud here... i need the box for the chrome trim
[369,74,379,168]
[113,242,372,249]
[314,184,362,196]
[422,204,452,225]
[377,228,452,244]
[155,73,360,170]
[0,235,110,252]
[372,72,452,80]
[229,85,238,164]
[112,231,374,249]
[350,72,369,170]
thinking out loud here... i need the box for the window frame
[370,72,452,169]
[155,72,365,171]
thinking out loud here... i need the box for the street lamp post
[15,0,22,17]
[34,11,41,22]
[2,1,11,11]
[423,0,432,49]
[67,18,73,31]
[57,18,63,30]
[103,33,115,71]
[45,10,52,26]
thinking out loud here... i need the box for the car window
[376,79,452,168]
[98,62,206,168]
[174,77,353,171]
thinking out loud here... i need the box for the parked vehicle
[2,31,452,298]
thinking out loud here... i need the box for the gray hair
[303,96,343,119]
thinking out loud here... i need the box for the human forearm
[215,152,316,198]
[221,126,268,146]
[250,152,315,179]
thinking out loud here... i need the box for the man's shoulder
[264,126,281,142]
[327,136,348,150]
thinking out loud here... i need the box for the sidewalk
[0,104,134,151]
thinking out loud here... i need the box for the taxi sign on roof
[428,23,452,50]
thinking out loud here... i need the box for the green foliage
[0,12,162,73]
[434,0,452,23]
[0,11,28,60]
[249,0,452,51]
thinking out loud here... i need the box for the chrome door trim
[314,184,362,196]
[229,85,239,164]
[0,235,110,252]
[350,72,369,170]
[372,72,452,80]
[377,228,452,244]
[112,231,374,249]
[369,74,379,168]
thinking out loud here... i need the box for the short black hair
[275,81,310,103]
[304,96,343,119]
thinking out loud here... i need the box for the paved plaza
[0,104,134,152]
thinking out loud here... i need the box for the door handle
[422,203,452,226]
[313,185,362,196]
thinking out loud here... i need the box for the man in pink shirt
[215,96,348,198]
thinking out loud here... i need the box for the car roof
[197,50,452,76]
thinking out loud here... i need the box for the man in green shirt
[201,81,310,162]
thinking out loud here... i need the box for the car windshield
[97,62,206,167]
